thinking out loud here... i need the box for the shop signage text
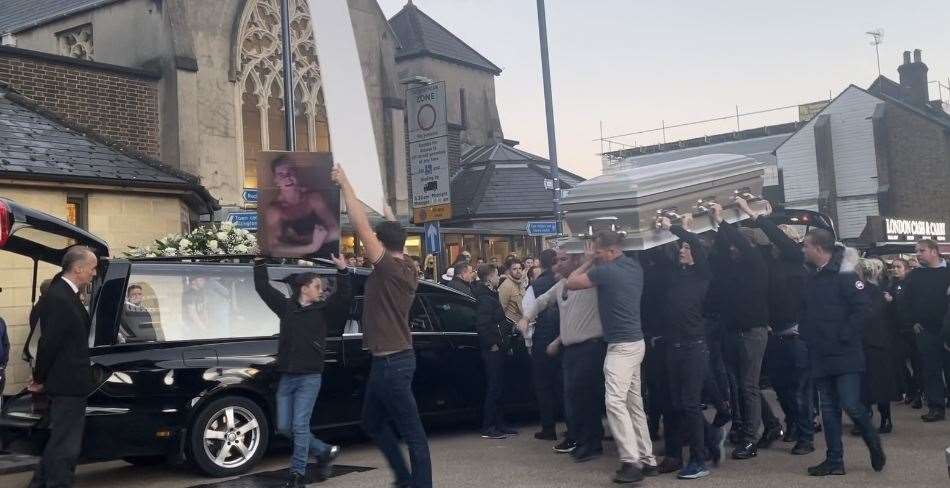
[885,218,946,241]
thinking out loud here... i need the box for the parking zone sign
[407,82,451,223]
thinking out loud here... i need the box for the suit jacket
[33,277,93,396]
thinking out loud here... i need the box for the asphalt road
[2,398,948,487]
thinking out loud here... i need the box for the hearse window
[425,295,477,334]
[343,297,432,335]
[119,264,279,343]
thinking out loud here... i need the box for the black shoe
[921,408,945,422]
[878,417,893,434]
[481,429,508,439]
[868,439,886,472]
[656,457,683,474]
[284,472,306,488]
[534,430,557,441]
[499,427,519,436]
[553,439,577,453]
[808,460,845,476]
[758,426,783,449]
[791,441,815,455]
[613,463,645,484]
[911,396,923,409]
[782,427,796,443]
[316,445,340,481]
[640,464,659,477]
[731,441,757,460]
[572,445,603,463]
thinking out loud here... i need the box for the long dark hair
[282,272,321,302]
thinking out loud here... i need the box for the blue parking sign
[424,222,441,255]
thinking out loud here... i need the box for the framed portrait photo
[257,151,341,259]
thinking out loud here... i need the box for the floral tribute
[125,222,258,258]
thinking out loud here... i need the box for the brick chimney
[897,49,929,107]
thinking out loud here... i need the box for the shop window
[66,196,87,229]
[405,234,422,257]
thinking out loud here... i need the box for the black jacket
[713,221,770,330]
[754,217,806,330]
[902,264,950,333]
[474,283,509,352]
[254,263,352,374]
[33,278,94,396]
[447,277,474,297]
[886,278,910,334]
[663,226,711,341]
[800,246,871,378]
[529,269,560,344]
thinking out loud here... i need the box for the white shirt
[61,276,79,294]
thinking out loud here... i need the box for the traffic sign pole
[536,0,562,235]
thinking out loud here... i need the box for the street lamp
[536,0,562,235]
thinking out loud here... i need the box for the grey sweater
[524,280,603,346]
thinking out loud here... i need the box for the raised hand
[330,164,349,188]
[657,216,672,231]
[329,253,348,270]
[709,202,724,224]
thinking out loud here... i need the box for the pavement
[2,397,949,487]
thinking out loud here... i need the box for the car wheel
[122,455,166,467]
[189,396,269,477]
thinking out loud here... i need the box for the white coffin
[558,154,768,252]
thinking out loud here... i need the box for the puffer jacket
[799,245,871,378]
[474,282,511,353]
[254,263,352,374]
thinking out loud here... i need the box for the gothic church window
[236,0,330,189]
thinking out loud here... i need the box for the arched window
[236,0,330,190]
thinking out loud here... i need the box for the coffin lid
[562,153,765,206]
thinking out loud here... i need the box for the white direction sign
[407,82,447,143]
[410,137,450,208]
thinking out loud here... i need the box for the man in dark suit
[29,246,98,488]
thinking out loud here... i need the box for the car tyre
[189,395,269,477]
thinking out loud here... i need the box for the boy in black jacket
[473,264,516,440]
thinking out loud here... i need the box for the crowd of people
[443,196,950,484]
[19,166,950,488]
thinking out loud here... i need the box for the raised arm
[565,258,595,290]
[523,280,564,322]
[332,165,384,264]
[253,258,287,316]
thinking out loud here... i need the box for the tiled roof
[0,0,122,35]
[0,90,215,209]
[450,143,584,220]
[389,2,501,75]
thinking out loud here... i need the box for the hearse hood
[0,197,109,263]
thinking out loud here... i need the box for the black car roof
[1,197,109,263]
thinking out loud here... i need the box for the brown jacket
[498,276,525,324]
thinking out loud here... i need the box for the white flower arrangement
[126,222,259,258]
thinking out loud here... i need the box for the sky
[377,0,950,179]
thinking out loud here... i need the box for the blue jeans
[362,350,432,488]
[815,373,879,465]
[766,335,814,444]
[277,373,329,475]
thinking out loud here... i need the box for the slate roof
[389,2,501,75]
[450,143,584,220]
[0,89,216,210]
[0,0,123,35]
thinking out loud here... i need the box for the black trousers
[645,338,676,456]
[29,395,87,488]
[917,329,950,410]
[562,339,606,450]
[531,332,564,434]
[667,338,713,463]
[900,330,922,398]
[481,349,507,432]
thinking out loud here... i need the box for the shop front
[856,216,950,258]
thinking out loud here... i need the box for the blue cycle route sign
[242,189,259,203]
[228,212,258,231]
[526,221,558,237]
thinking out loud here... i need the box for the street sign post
[228,211,258,231]
[424,221,441,255]
[527,221,558,237]
[407,81,451,223]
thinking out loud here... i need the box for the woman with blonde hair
[854,258,901,434]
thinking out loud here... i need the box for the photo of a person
[258,152,341,259]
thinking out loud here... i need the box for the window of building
[66,195,87,229]
[237,0,330,189]
[459,88,467,128]
[56,24,93,60]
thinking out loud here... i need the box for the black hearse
[0,198,534,477]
